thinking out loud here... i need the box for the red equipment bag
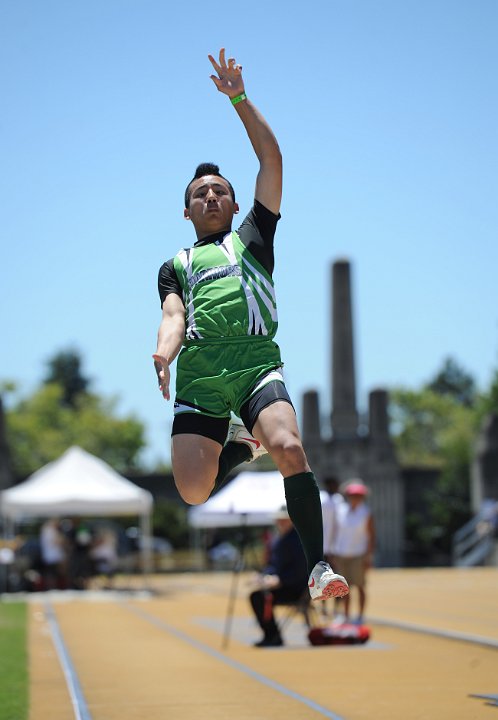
[308,622,371,646]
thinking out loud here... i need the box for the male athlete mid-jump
[153,48,349,603]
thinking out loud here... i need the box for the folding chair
[276,587,318,637]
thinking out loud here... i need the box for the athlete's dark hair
[184,162,236,208]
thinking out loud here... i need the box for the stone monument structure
[301,259,404,566]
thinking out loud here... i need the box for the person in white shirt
[39,518,67,590]
[320,477,347,619]
[333,480,375,624]
[321,476,346,564]
[90,527,119,587]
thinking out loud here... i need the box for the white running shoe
[308,561,349,601]
[227,421,268,461]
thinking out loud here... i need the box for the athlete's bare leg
[172,434,222,504]
[252,400,349,600]
[252,401,310,477]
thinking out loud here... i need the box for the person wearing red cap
[332,480,375,624]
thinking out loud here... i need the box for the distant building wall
[471,413,498,512]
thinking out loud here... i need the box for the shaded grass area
[0,602,28,720]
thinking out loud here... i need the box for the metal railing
[452,510,496,567]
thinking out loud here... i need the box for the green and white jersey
[173,230,278,341]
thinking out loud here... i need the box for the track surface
[27,568,498,720]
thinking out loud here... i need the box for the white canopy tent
[0,446,154,573]
[188,470,286,528]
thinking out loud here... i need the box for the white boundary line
[44,601,93,720]
[369,616,498,650]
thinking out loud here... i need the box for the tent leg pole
[140,512,152,591]
[222,553,243,650]
[222,514,249,650]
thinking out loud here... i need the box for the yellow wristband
[230,92,247,106]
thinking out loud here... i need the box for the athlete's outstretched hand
[208,48,245,99]
[152,354,171,401]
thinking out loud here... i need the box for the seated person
[249,508,308,647]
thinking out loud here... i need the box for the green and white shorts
[172,337,293,444]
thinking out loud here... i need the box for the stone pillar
[302,390,321,444]
[366,469,404,567]
[369,389,390,441]
[331,259,358,438]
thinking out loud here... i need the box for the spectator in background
[248,508,308,647]
[39,518,67,590]
[320,476,346,619]
[90,527,119,588]
[333,481,375,625]
[321,476,345,565]
[65,517,93,590]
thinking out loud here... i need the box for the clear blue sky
[1,1,497,468]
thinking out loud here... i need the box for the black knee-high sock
[284,471,323,574]
[210,441,251,497]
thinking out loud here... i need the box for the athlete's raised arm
[208,48,282,216]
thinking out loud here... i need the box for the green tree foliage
[43,348,90,407]
[426,356,476,407]
[152,499,190,548]
[476,368,498,421]
[390,356,480,559]
[4,349,146,475]
[390,387,476,468]
[6,383,145,477]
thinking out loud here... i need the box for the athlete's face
[184,175,239,239]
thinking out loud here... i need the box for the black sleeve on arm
[237,199,280,276]
[158,259,182,307]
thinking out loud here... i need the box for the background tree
[43,348,90,407]
[5,350,146,476]
[0,394,14,490]
[426,356,476,407]
[390,386,475,468]
[476,368,498,421]
[151,500,189,548]
[390,356,478,560]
